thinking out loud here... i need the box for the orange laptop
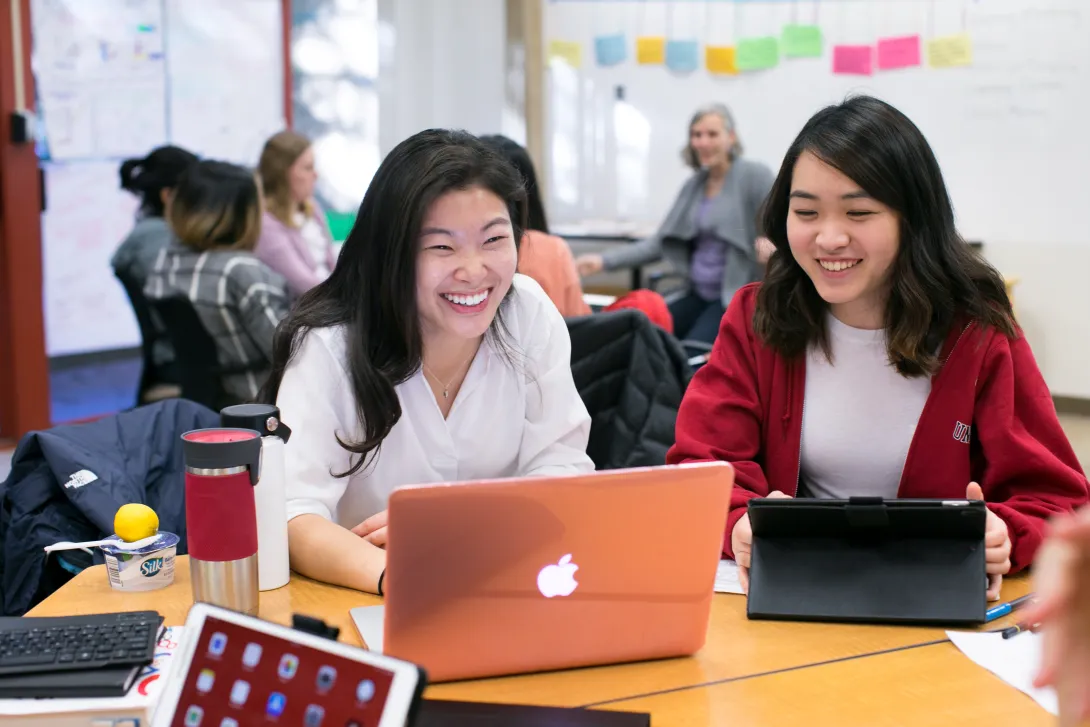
[349,462,733,682]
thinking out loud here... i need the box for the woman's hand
[1024,508,1090,726]
[966,482,1012,600]
[575,254,604,277]
[733,491,792,593]
[351,510,389,548]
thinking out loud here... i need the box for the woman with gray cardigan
[576,104,775,345]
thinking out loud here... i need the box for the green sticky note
[781,24,823,58]
[736,36,780,71]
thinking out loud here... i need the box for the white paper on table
[0,626,185,716]
[946,630,1058,716]
[715,559,744,594]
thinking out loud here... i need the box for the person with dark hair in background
[575,103,775,345]
[145,160,289,402]
[112,145,199,285]
[478,134,590,317]
[260,129,593,595]
[255,130,337,297]
[667,96,1088,596]
[113,146,198,381]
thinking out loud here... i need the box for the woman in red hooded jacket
[667,96,1089,600]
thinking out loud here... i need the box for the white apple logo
[537,554,579,598]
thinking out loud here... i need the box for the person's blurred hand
[965,482,1011,600]
[1025,508,1090,726]
[575,254,604,278]
[351,510,388,549]
[733,491,792,593]
[756,237,776,264]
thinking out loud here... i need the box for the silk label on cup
[101,532,179,592]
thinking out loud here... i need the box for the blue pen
[984,593,1036,623]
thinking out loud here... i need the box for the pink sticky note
[833,45,873,75]
[877,35,921,70]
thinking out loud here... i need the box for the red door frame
[282,0,293,129]
[0,0,50,439]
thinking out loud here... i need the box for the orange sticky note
[636,36,666,65]
[706,46,738,75]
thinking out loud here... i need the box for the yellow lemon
[114,503,159,543]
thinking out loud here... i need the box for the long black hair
[259,129,526,475]
[755,95,1015,376]
[479,135,549,233]
[119,145,199,217]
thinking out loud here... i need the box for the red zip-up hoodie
[667,283,1089,572]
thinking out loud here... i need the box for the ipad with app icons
[152,602,426,727]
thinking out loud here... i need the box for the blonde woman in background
[145,160,290,402]
[256,131,337,296]
[576,103,775,345]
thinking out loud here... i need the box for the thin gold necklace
[422,353,476,400]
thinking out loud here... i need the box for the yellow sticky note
[706,45,738,75]
[548,40,582,68]
[636,36,666,65]
[927,33,972,68]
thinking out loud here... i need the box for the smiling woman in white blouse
[259,129,594,595]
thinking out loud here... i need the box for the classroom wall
[542,0,1090,400]
[377,0,514,155]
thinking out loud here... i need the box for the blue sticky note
[666,39,700,73]
[594,34,626,66]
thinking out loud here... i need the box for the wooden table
[599,643,1054,727]
[28,556,1048,725]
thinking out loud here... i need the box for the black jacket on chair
[0,399,219,615]
[567,309,691,470]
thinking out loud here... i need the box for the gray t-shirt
[799,313,931,500]
[112,216,173,288]
[112,216,175,367]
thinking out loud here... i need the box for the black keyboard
[0,610,161,676]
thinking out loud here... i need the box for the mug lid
[220,403,291,443]
[181,428,262,485]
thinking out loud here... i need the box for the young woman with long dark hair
[668,96,1088,599]
[262,130,593,594]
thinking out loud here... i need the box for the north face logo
[953,421,971,444]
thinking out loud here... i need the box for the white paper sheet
[946,630,1058,716]
[715,559,744,595]
[0,626,184,716]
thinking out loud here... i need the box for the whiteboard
[41,161,142,356]
[165,0,286,164]
[32,0,285,356]
[543,0,1090,397]
[543,0,1090,249]
[31,0,168,161]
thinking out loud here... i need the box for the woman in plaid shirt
[145,160,290,402]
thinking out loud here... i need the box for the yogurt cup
[100,531,180,592]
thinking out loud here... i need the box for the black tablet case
[415,699,650,726]
[746,497,988,625]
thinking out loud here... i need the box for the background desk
[27,556,1039,724]
[552,222,660,294]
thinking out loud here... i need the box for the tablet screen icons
[277,653,299,680]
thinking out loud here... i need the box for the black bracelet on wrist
[377,569,386,596]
